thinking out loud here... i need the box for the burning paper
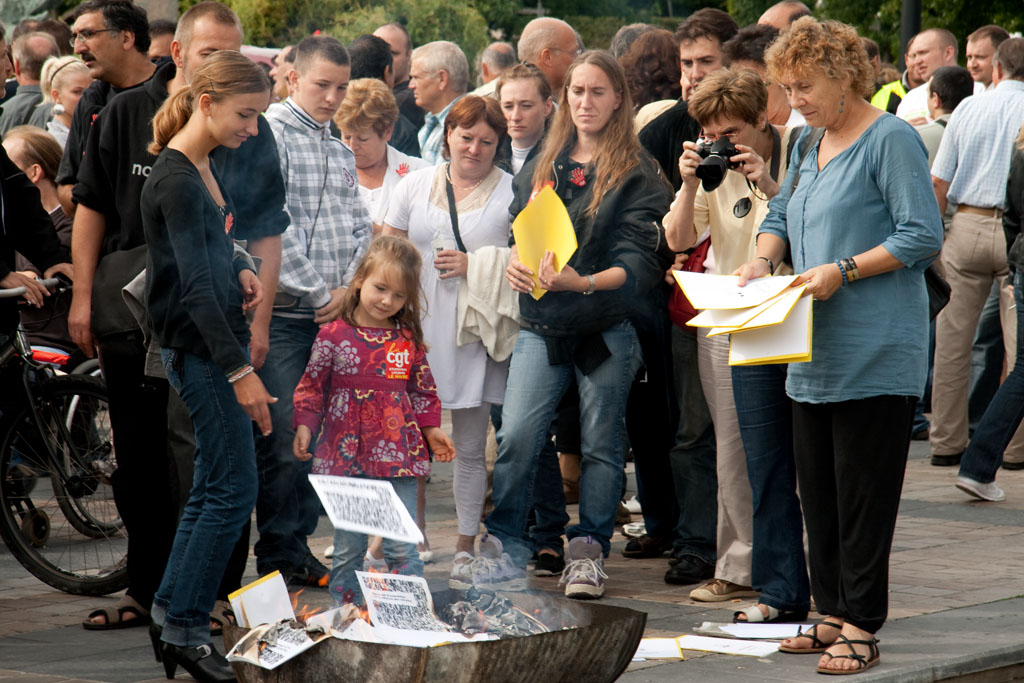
[226,620,331,670]
[356,572,451,632]
[309,475,424,543]
[227,571,295,628]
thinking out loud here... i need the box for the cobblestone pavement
[1,423,1023,681]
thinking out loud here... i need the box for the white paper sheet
[729,292,812,365]
[677,635,780,657]
[226,621,330,669]
[632,638,684,661]
[673,271,797,310]
[718,623,816,640]
[227,571,295,628]
[356,572,451,632]
[309,475,424,543]
[707,285,806,336]
[688,292,783,329]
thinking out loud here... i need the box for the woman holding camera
[663,67,809,621]
[737,18,942,673]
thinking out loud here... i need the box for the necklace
[446,163,484,192]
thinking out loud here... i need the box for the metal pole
[898,0,921,70]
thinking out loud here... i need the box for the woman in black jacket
[141,51,274,683]
[483,50,672,600]
[955,136,1024,502]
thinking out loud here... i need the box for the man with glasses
[516,17,581,93]
[55,0,155,217]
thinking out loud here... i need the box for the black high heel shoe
[148,622,163,662]
[161,641,236,682]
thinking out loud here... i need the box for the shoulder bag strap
[444,163,468,253]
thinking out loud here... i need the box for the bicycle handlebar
[0,278,61,299]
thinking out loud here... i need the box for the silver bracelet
[228,365,254,383]
[582,274,596,295]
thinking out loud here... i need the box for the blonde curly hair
[765,17,874,99]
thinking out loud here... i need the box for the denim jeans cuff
[161,617,211,648]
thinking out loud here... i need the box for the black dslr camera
[694,137,741,192]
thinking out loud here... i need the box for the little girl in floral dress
[292,236,455,605]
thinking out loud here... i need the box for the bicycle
[0,277,127,595]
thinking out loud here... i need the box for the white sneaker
[363,553,388,572]
[623,495,642,514]
[622,521,646,538]
[323,545,334,559]
[559,536,607,599]
[956,476,1005,502]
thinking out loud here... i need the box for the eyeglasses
[69,28,120,47]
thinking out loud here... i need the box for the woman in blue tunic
[735,18,943,674]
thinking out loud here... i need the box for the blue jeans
[487,321,641,566]
[254,316,321,574]
[968,282,1004,434]
[152,349,257,647]
[329,477,423,606]
[960,272,1024,483]
[489,404,568,554]
[668,326,717,564]
[731,363,810,613]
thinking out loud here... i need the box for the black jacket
[74,61,288,257]
[0,146,68,331]
[394,80,424,130]
[510,144,673,340]
[142,149,250,374]
[637,99,701,192]
[390,113,422,158]
[1005,147,1024,275]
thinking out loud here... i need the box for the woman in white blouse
[384,95,514,586]
[335,78,429,234]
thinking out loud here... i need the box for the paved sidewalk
[1,436,1023,681]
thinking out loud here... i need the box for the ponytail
[149,87,195,155]
[146,50,271,156]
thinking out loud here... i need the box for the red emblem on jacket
[569,167,586,187]
[396,162,410,177]
[225,212,234,235]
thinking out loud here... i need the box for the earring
[53,102,64,116]
[838,93,845,115]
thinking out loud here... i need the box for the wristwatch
[582,274,596,295]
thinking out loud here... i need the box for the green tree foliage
[725,0,772,27]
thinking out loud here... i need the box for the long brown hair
[531,50,643,217]
[148,50,270,155]
[339,236,427,350]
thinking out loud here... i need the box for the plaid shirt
[266,99,371,311]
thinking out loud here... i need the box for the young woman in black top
[141,50,274,683]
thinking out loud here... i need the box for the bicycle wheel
[0,375,128,595]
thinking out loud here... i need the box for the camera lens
[695,156,728,192]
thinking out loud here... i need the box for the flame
[289,588,324,624]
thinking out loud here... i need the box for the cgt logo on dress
[384,341,412,380]
[342,167,356,188]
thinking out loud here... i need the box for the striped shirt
[266,98,372,313]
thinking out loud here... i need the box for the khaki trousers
[697,331,753,586]
[931,211,1024,457]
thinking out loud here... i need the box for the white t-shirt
[354,144,430,226]
[384,165,513,408]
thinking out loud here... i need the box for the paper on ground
[711,622,816,640]
[356,572,451,632]
[226,620,330,669]
[729,292,812,365]
[673,271,797,310]
[309,475,423,543]
[677,634,780,657]
[511,185,578,300]
[227,571,295,628]
[632,637,685,661]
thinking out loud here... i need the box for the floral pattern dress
[292,320,441,478]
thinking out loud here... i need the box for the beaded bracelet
[835,259,849,286]
[842,257,860,282]
[228,365,254,383]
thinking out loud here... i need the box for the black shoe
[148,622,163,663]
[621,534,673,559]
[665,554,714,585]
[161,642,235,682]
[301,553,330,588]
[931,452,963,466]
[1002,460,1024,470]
[533,551,565,576]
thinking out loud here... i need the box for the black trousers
[792,395,915,634]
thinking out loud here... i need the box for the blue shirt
[417,96,461,165]
[931,80,1024,209]
[758,115,943,403]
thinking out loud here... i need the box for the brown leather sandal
[779,619,843,654]
[816,634,880,675]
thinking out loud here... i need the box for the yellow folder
[511,186,578,300]
[728,292,813,365]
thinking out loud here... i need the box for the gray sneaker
[955,475,1006,502]
[449,536,528,591]
[559,536,607,599]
